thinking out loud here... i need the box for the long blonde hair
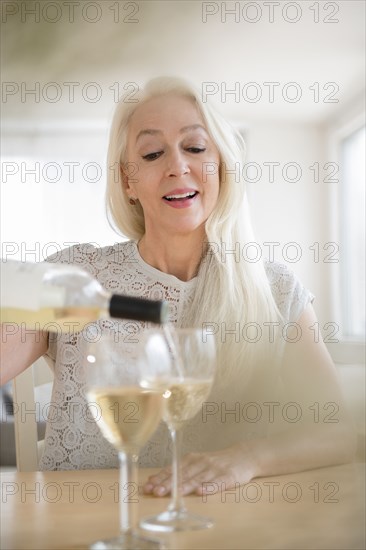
[106,77,283,384]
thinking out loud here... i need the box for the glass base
[90,533,164,549]
[140,509,214,533]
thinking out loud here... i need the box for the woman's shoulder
[263,260,314,323]
[263,259,298,289]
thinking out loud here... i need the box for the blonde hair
[106,77,283,384]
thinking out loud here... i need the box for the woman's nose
[165,150,190,177]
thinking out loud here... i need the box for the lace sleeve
[265,261,315,323]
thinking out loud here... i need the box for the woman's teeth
[164,191,197,201]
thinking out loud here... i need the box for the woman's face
[124,93,220,238]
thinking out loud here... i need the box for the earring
[129,198,136,205]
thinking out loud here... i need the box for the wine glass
[140,327,216,532]
[84,329,171,549]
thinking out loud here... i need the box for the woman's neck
[138,230,206,282]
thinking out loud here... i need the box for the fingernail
[155,486,166,496]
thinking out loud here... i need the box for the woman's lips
[162,189,199,208]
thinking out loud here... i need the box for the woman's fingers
[142,448,253,497]
[143,454,207,496]
[143,468,172,494]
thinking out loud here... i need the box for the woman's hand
[143,419,354,498]
[143,441,258,496]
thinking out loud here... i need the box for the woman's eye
[187,147,206,154]
[142,151,163,161]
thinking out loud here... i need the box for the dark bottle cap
[109,294,169,324]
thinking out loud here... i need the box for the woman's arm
[143,304,357,496]
[0,324,49,386]
[252,303,357,476]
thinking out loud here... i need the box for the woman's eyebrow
[179,124,207,134]
[135,124,207,143]
[135,129,161,143]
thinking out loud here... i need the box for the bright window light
[340,125,365,340]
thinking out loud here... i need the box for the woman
[1,77,355,494]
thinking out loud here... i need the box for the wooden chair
[12,358,53,471]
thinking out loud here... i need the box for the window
[1,121,120,263]
[340,125,365,340]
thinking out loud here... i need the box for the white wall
[244,119,331,326]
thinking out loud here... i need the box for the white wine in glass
[140,327,216,532]
[85,330,172,549]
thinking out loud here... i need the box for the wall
[244,119,331,326]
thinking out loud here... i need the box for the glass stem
[168,428,186,514]
[118,451,139,536]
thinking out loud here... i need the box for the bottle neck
[109,294,168,324]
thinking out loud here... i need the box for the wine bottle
[0,260,169,331]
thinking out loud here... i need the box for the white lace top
[39,241,314,471]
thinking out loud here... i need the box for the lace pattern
[39,241,314,471]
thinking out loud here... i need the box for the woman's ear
[120,162,138,202]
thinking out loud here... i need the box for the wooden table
[1,463,365,549]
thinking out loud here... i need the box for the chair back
[12,358,53,471]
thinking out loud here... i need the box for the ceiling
[1,0,365,126]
